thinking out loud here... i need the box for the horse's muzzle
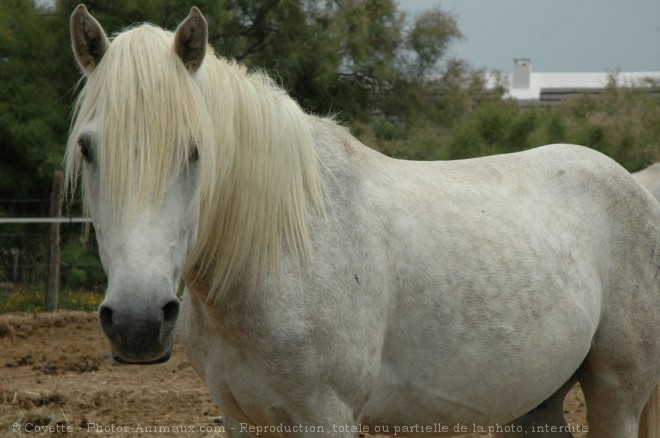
[98,298,180,364]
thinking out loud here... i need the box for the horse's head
[67,5,213,364]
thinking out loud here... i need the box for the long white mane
[65,24,325,301]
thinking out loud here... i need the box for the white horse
[66,5,660,437]
[633,164,660,202]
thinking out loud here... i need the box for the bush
[354,83,660,173]
[60,239,105,291]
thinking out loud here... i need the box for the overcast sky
[399,0,660,73]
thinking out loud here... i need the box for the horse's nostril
[98,304,116,339]
[162,299,180,325]
[99,304,113,327]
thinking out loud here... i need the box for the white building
[490,58,660,104]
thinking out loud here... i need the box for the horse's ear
[174,6,207,73]
[70,4,109,74]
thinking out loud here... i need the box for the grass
[0,280,185,313]
[0,287,103,313]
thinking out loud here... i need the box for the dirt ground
[0,312,588,437]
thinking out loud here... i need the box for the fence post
[45,171,64,312]
[11,247,20,283]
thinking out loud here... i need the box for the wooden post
[45,171,64,312]
[11,247,20,283]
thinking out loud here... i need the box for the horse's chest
[179,316,268,421]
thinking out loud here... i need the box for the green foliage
[408,7,462,77]
[0,0,68,201]
[557,88,660,171]
[507,110,537,150]
[0,287,103,312]
[0,287,44,312]
[60,238,105,291]
[545,112,567,143]
[370,85,660,170]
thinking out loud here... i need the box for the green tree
[0,0,65,203]
[53,0,462,119]
[407,7,462,78]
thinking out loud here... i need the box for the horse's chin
[108,340,174,365]
[111,350,172,365]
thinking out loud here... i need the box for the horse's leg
[577,337,657,437]
[221,395,357,438]
[578,366,645,437]
[224,417,257,438]
[495,379,577,438]
[639,383,660,438]
[262,394,357,438]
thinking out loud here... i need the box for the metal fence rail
[0,217,91,224]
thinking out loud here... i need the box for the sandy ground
[0,311,588,437]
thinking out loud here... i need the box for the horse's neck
[308,117,365,186]
[187,116,365,303]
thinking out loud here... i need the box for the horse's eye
[189,145,199,163]
[78,136,93,163]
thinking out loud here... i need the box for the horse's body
[633,163,660,202]
[67,6,660,437]
[181,124,660,437]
